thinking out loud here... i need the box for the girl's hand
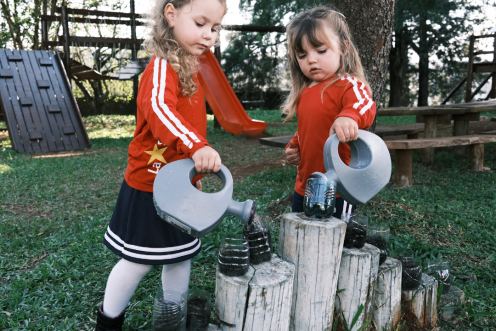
[285,141,301,166]
[192,146,222,174]
[195,180,202,192]
[329,117,359,143]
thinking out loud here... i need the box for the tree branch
[0,0,24,49]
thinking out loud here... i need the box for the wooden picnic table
[377,100,496,163]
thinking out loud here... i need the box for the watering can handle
[185,158,233,193]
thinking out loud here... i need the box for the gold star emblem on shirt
[145,144,168,165]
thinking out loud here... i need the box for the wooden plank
[62,126,75,134]
[46,104,61,113]
[482,130,496,134]
[0,69,13,78]
[401,274,438,329]
[18,50,58,152]
[453,113,480,121]
[9,50,43,153]
[17,50,52,153]
[259,135,292,148]
[0,50,24,151]
[7,54,23,61]
[38,58,53,66]
[473,63,496,73]
[377,106,466,116]
[23,50,65,151]
[40,14,146,26]
[36,79,50,88]
[28,131,43,140]
[466,36,476,102]
[55,6,143,19]
[1,50,33,152]
[469,144,484,171]
[386,134,496,150]
[372,258,402,331]
[394,149,412,187]
[42,51,88,149]
[31,51,74,151]
[19,97,33,106]
[422,115,438,164]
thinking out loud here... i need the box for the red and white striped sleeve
[336,75,376,129]
[139,57,209,157]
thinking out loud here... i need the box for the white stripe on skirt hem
[104,232,201,260]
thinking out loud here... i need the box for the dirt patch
[31,149,97,158]
[2,202,55,219]
[227,157,289,179]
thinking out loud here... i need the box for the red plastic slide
[198,50,266,136]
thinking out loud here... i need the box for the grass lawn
[1,111,495,330]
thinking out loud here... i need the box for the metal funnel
[153,159,255,238]
[323,130,391,205]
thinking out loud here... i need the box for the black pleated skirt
[103,180,201,265]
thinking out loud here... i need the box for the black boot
[94,304,125,331]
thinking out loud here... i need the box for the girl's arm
[331,76,376,143]
[139,58,220,173]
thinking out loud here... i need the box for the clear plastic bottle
[218,237,250,276]
[303,172,336,218]
[243,214,272,265]
[186,289,211,331]
[153,290,187,331]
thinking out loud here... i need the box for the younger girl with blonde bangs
[283,6,377,217]
[93,0,227,329]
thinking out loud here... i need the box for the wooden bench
[386,134,496,187]
[258,124,453,149]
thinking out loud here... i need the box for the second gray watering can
[153,159,255,238]
[320,129,391,206]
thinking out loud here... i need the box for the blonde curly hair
[143,0,227,97]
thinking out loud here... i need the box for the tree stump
[438,286,465,321]
[401,273,438,329]
[372,257,402,331]
[215,255,295,331]
[279,213,346,331]
[334,244,380,331]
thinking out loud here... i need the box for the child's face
[296,31,341,84]
[165,0,225,56]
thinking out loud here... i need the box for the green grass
[1,112,495,330]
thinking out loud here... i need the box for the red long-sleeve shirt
[125,56,209,192]
[286,75,376,197]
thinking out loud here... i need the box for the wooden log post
[215,255,295,331]
[401,273,438,329]
[334,244,380,331]
[372,257,402,331]
[469,143,484,170]
[394,150,412,187]
[422,115,438,164]
[279,213,346,331]
[438,286,465,321]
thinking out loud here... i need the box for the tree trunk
[417,17,429,107]
[389,30,408,107]
[329,0,395,130]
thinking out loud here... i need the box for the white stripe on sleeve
[151,58,193,149]
[158,59,201,143]
[345,75,374,115]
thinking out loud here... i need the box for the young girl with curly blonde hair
[94,0,227,329]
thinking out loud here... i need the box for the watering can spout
[323,130,391,206]
[226,200,256,226]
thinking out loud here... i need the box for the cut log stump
[279,213,346,331]
[215,255,295,331]
[438,286,465,321]
[334,244,380,331]
[401,273,438,329]
[372,257,402,331]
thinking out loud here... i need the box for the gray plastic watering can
[153,159,255,238]
[320,129,392,206]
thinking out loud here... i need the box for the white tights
[102,259,191,317]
